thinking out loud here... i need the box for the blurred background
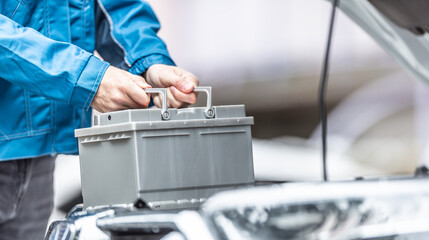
[51,0,429,221]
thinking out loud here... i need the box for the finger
[106,101,128,112]
[179,71,199,92]
[125,82,151,108]
[130,74,152,89]
[152,95,162,108]
[135,80,152,89]
[170,86,197,105]
[160,69,198,93]
[121,97,144,109]
[166,87,185,108]
[153,89,181,108]
[109,91,142,110]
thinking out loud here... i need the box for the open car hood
[335,0,429,83]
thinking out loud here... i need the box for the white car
[46,178,429,240]
[46,1,429,239]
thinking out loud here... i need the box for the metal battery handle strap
[193,86,215,118]
[144,88,170,120]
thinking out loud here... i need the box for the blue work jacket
[0,0,174,161]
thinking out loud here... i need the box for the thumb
[131,75,152,89]
[160,69,196,93]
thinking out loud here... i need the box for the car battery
[75,87,255,210]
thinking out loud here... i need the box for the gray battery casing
[75,105,254,209]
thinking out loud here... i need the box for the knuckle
[107,102,117,111]
[112,93,125,105]
[111,93,120,102]
[116,83,126,92]
[173,77,183,86]
[137,75,145,82]
[132,75,142,82]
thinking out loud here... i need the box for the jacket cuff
[128,54,175,75]
[70,56,110,111]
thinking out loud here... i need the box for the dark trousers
[0,156,55,240]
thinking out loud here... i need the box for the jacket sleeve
[0,14,110,111]
[96,0,175,75]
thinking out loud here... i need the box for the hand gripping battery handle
[145,86,215,120]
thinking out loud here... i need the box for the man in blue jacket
[0,1,199,239]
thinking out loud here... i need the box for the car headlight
[45,221,76,240]
[45,206,113,240]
